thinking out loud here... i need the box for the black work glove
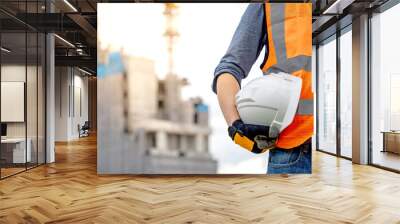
[228,119,278,154]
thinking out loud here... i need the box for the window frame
[315,0,400,173]
[367,0,400,173]
[315,24,352,161]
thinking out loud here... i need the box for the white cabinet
[1,138,32,163]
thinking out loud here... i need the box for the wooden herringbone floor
[1,135,400,224]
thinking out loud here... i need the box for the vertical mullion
[336,29,341,157]
[316,44,320,150]
[73,68,75,118]
[44,26,47,164]
[36,0,39,167]
[44,0,48,164]
[25,0,28,171]
[367,10,373,165]
[69,70,71,118]
[60,67,61,117]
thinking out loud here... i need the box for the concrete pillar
[46,32,55,163]
[55,67,75,141]
[45,0,55,163]
[195,134,204,153]
[197,111,209,126]
[180,135,187,151]
[352,14,369,164]
[182,101,194,124]
[164,74,182,122]
[156,131,167,152]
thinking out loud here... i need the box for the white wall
[55,67,67,141]
[55,67,89,141]
[1,66,26,137]
[71,73,89,138]
[1,65,35,138]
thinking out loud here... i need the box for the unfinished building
[97,51,217,174]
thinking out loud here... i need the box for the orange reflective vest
[261,3,314,149]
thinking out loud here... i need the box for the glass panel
[38,32,45,165]
[27,30,38,169]
[26,0,39,169]
[371,4,400,171]
[317,36,337,154]
[0,1,46,178]
[339,28,352,158]
[1,30,27,177]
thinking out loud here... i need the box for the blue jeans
[267,139,312,174]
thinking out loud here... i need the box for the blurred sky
[98,3,269,174]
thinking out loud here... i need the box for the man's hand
[216,73,277,153]
[228,119,277,154]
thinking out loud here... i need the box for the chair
[79,121,90,138]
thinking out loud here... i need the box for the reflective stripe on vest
[296,99,313,115]
[262,3,313,149]
[263,56,311,74]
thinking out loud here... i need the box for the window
[390,74,400,130]
[317,35,337,154]
[339,27,352,158]
[371,3,400,171]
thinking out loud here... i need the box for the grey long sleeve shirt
[212,3,267,93]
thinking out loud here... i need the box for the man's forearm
[216,73,241,126]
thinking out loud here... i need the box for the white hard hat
[235,72,302,138]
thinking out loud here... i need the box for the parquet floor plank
[1,135,400,223]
